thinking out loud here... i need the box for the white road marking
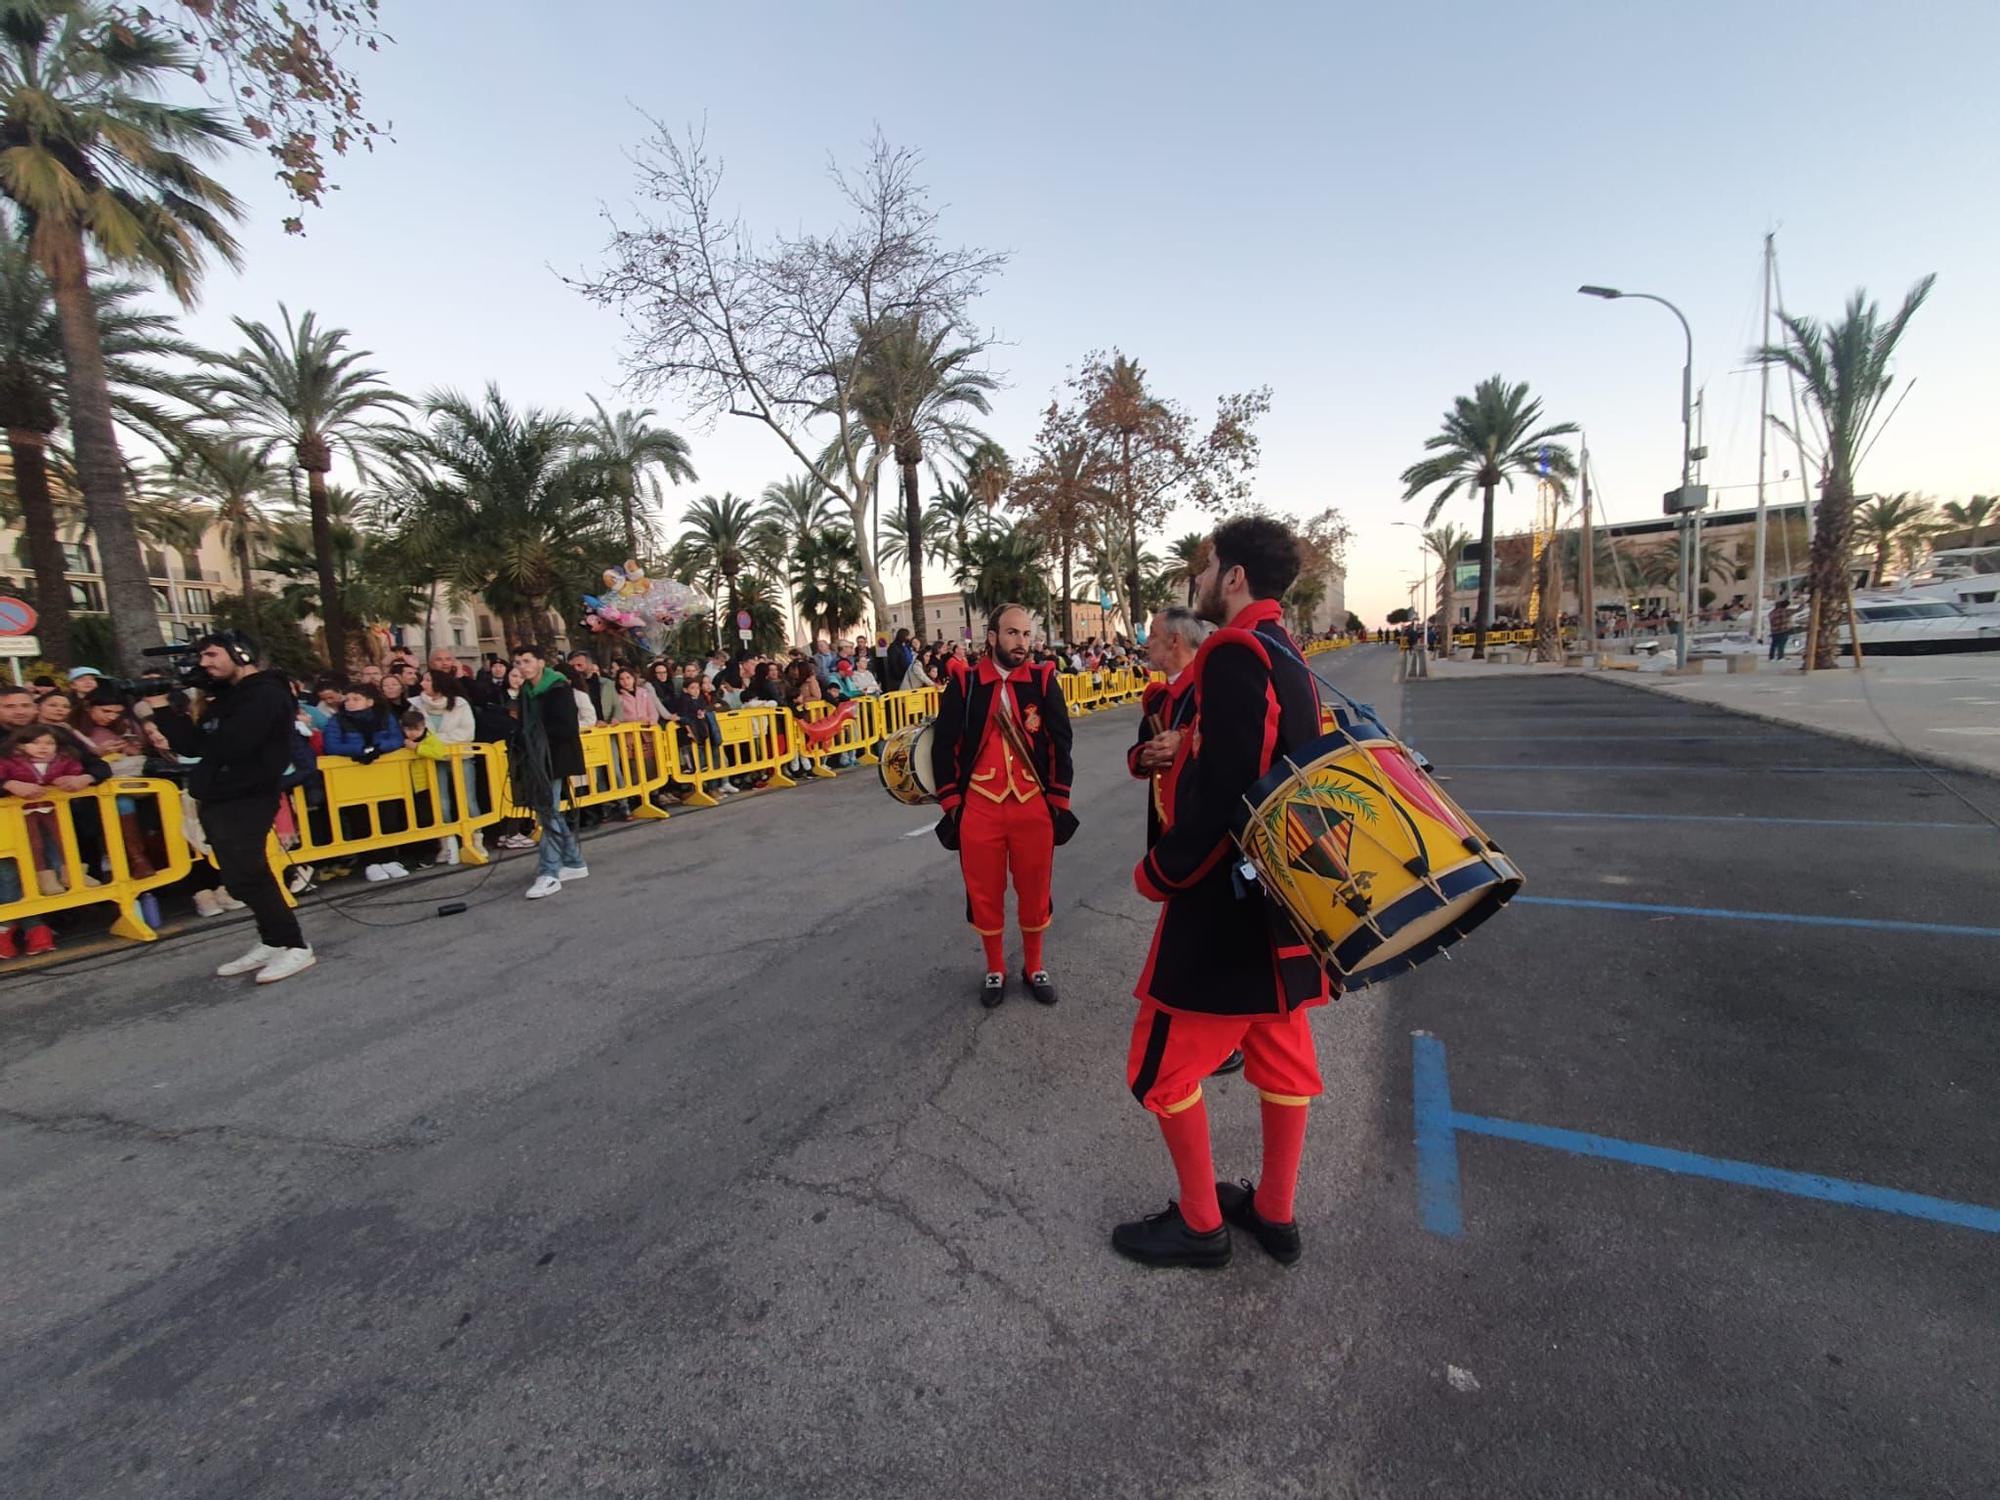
[903,824,936,838]
[1446,1364,1481,1393]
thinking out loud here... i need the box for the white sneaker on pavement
[364,863,390,882]
[557,865,588,882]
[216,943,280,977]
[254,947,316,984]
[440,836,460,865]
[192,889,225,918]
[287,864,317,895]
[525,874,563,899]
[213,889,245,911]
[382,861,411,879]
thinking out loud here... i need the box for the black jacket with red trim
[1128,673,1194,848]
[931,657,1074,820]
[1131,599,1331,1017]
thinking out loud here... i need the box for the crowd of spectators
[0,626,1150,956]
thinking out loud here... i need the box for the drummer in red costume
[1114,516,1331,1270]
[931,603,1079,1008]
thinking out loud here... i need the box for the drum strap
[990,681,1049,796]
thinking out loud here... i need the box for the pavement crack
[1076,899,1144,926]
[0,1105,414,1156]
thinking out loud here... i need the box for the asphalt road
[3,645,1996,1498]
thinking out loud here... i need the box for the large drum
[1233,728,1522,990]
[879,721,940,806]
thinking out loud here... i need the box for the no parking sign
[0,596,35,636]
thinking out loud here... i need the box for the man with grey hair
[1131,607,1242,1077]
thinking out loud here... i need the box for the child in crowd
[0,724,97,903]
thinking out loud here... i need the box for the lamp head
[1578,285,1623,299]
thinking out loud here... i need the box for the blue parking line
[1513,894,2000,939]
[1425,733,1807,743]
[1447,764,1923,774]
[1411,1033,1463,1236]
[1471,809,1990,832]
[1410,1034,2000,1237]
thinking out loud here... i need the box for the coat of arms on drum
[1268,781,1376,889]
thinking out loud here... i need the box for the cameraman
[134,631,316,984]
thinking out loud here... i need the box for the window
[61,542,94,573]
[180,550,203,581]
[144,549,168,579]
[182,587,213,615]
[152,585,175,615]
[477,614,494,637]
[68,580,103,611]
[452,625,466,646]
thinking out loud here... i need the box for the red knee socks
[1022,928,1044,974]
[980,931,1005,972]
[1159,1095,1222,1232]
[1257,1098,1309,1223]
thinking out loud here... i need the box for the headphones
[200,629,258,665]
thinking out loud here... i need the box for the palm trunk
[1809,480,1854,669]
[1473,480,1496,660]
[8,426,71,668]
[901,456,924,640]
[233,527,254,601]
[1438,582,1454,655]
[846,490,891,634]
[1059,541,1074,645]
[302,460,345,669]
[1118,433,1140,640]
[41,224,160,671]
[621,495,638,563]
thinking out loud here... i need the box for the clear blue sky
[168,0,2000,625]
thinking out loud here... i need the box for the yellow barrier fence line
[679,704,798,809]
[266,746,503,903]
[0,778,196,941]
[797,698,876,778]
[491,723,675,825]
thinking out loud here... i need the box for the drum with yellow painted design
[1232,730,1522,989]
[878,721,940,806]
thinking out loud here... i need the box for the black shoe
[1111,1201,1231,1270]
[1021,968,1058,1005]
[979,971,1006,1008]
[1215,1179,1302,1266]
[1210,1049,1245,1076]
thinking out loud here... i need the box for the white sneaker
[213,889,245,911]
[217,943,280,977]
[382,861,411,879]
[440,837,460,866]
[364,863,390,882]
[525,874,563,899]
[254,947,316,984]
[192,888,225,918]
[287,864,317,895]
[557,865,589,882]
[467,832,486,859]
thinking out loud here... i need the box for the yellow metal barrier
[271,745,508,900]
[0,778,195,941]
[797,699,876,777]
[680,704,798,808]
[492,722,674,826]
[876,686,941,736]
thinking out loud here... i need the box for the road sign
[0,634,41,656]
[735,610,752,630]
[737,629,752,643]
[0,596,36,636]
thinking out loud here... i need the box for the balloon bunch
[583,560,714,653]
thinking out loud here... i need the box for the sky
[162,0,2000,628]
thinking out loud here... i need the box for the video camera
[114,641,213,698]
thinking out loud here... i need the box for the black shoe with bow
[1110,1201,1231,1269]
[1210,1049,1245,1076]
[1021,968,1058,1005]
[979,972,1006,1008]
[1215,1179,1302,1265]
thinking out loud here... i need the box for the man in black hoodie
[138,631,315,983]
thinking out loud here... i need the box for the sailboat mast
[1752,232,1773,641]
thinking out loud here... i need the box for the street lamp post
[1392,520,1430,676]
[1579,284,1696,669]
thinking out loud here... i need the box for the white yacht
[1887,546,2000,616]
[1723,594,2000,656]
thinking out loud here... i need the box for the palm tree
[1008,431,1107,644]
[789,526,867,648]
[925,480,990,641]
[180,441,279,598]
[1423,523,1472,652]
[0,229,202,666]
[263,485,425,648]
[1400,376,1577,659]
[845,314,995,623]
[1085,353,1168,635]
[1850,493,1935,585]
[1165,532,1207,606]
[202,306,413,666]
[963,439,1011,516]
[1757,275,1935,667]
[0,2,243,669]
[962,524,1050,620]
[670,491,774,643]
[1939,496,1995,531]
[578,397,696,561]
[395,387,615,651]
